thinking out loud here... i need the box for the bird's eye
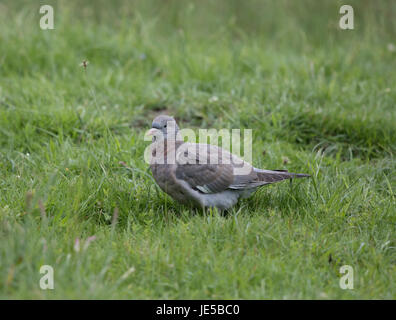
[164,124,167,128]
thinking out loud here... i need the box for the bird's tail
[254,168,310,184]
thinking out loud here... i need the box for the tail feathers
[293,173,311,178]
[229,168,310,190]
[254,168,310,183]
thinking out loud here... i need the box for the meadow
[0,0,395,299]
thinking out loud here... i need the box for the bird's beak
[146,128,158,136]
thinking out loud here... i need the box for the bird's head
[146,115,179,141]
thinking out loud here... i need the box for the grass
[0,0,395,299]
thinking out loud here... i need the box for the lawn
[0,0,395,299]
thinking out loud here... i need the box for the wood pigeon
[147,115,309,210]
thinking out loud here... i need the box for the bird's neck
[151,138,184,165]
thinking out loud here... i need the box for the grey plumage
[147,115,309,210]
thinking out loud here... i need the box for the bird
[146,115,310,210]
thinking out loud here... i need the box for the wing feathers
[174,142,309,194]
[175,143,236,194]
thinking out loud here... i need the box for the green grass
[0,0,395,299]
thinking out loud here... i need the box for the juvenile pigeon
[147,115,309,210]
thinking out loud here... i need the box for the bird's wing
[175,143,256,194]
